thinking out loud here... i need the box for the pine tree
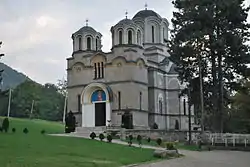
[168,0,250,132]
[0,41,4,92]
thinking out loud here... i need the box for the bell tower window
[78,37,82,50]
[128,30,132,44]
[152,26,155,43]
[87,37,91,50]
[119,30,123,44]
[137,30,141,45]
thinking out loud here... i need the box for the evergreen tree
[168,0,250,132]
[0,41,4,92]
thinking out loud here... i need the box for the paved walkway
[136,150,250,167]
[50,133,250,167]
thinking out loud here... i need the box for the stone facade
[67,8,194,130]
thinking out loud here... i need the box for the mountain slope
[0,62,29,90]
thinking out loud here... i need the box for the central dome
[132,9,161,19]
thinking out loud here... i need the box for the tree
[2,117,9,133]
[0,41,4,92]
[168,0,250,132]
[57,78,67,97]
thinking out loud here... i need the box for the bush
[107,134,112,143]
[99,133,105,141]
[153,123,158,129]
[41,130,46,134]
[90,132,96,139]
[23,128,29,134]
[12,128,16,133]
[166,142,175,150]
[0,127,2,132]
[128,135,133,146]
[2,117,9,133]
[137,135,142,145]
[147,137,151,143]
[156,138,162,146]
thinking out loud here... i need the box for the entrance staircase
[75,126,108,136]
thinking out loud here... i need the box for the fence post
[225,138,228,147]
[245,139,247,148]
[212,137,214,146]
[233,136,235,147]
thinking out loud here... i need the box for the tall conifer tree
[168,0,250,132]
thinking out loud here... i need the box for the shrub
[147,137,151,143]
[128,135,133,146]
[107,134,112,143]
[99,133,105,141]
[90,132,96,139]
[41,130,46,134]
[153,123,158,129]
[12,128,16,133]
[23,128,29,134]
[137,135,142,145]
[0,127,2,132]
[156,138,162,146]
[166,142,175,150]
[2,117,9,133]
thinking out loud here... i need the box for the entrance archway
[81,83,112,127]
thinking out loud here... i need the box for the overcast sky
[0,0,250,85]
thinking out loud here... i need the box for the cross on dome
[125,10,128,19]
[145,3,148,10]
[86,19,89,26]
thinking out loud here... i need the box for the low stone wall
[109,129,195,142]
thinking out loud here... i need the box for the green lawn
[0,117,157,167]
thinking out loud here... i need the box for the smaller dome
[73,26,97,35]
[114,18,135,27]
[133,9,161,20]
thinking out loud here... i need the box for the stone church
[67,7,193,130]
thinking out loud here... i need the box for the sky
[0,0,250,85]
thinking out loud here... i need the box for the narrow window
[175,120,180,130]
[159,99,163,114]
[128,30,132,44]
[96,38,98,51]
[163,27,165,39]
[98,62,101,78]
[118,91,121,110]
[101,62,104,78]
[119,30,123,44]
[87,37,91,50]
[78,37,82,50]
[183,98,186,115]
[94,63,97,79]
[77,94,81,113]
[139,92,142,111]
[152,26,155,43]
[137,30,141,45]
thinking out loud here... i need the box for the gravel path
[136,150,250,167]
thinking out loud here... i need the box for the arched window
[159,99,163,114]
[152,26,155,43]
[87,37,91,50]
[175,120,179,130]
[78,37,82,50]
[137,30,141,45]
[128,30,132,44]
[96,37,99,51]
[163,27,165,39]
[119,30,123,44]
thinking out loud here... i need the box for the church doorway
[95,102,106,126]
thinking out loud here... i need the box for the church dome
[114,18,136,27]
[73,26,97,35]
[132,9,161,20]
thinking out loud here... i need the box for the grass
[0,117,158,167]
